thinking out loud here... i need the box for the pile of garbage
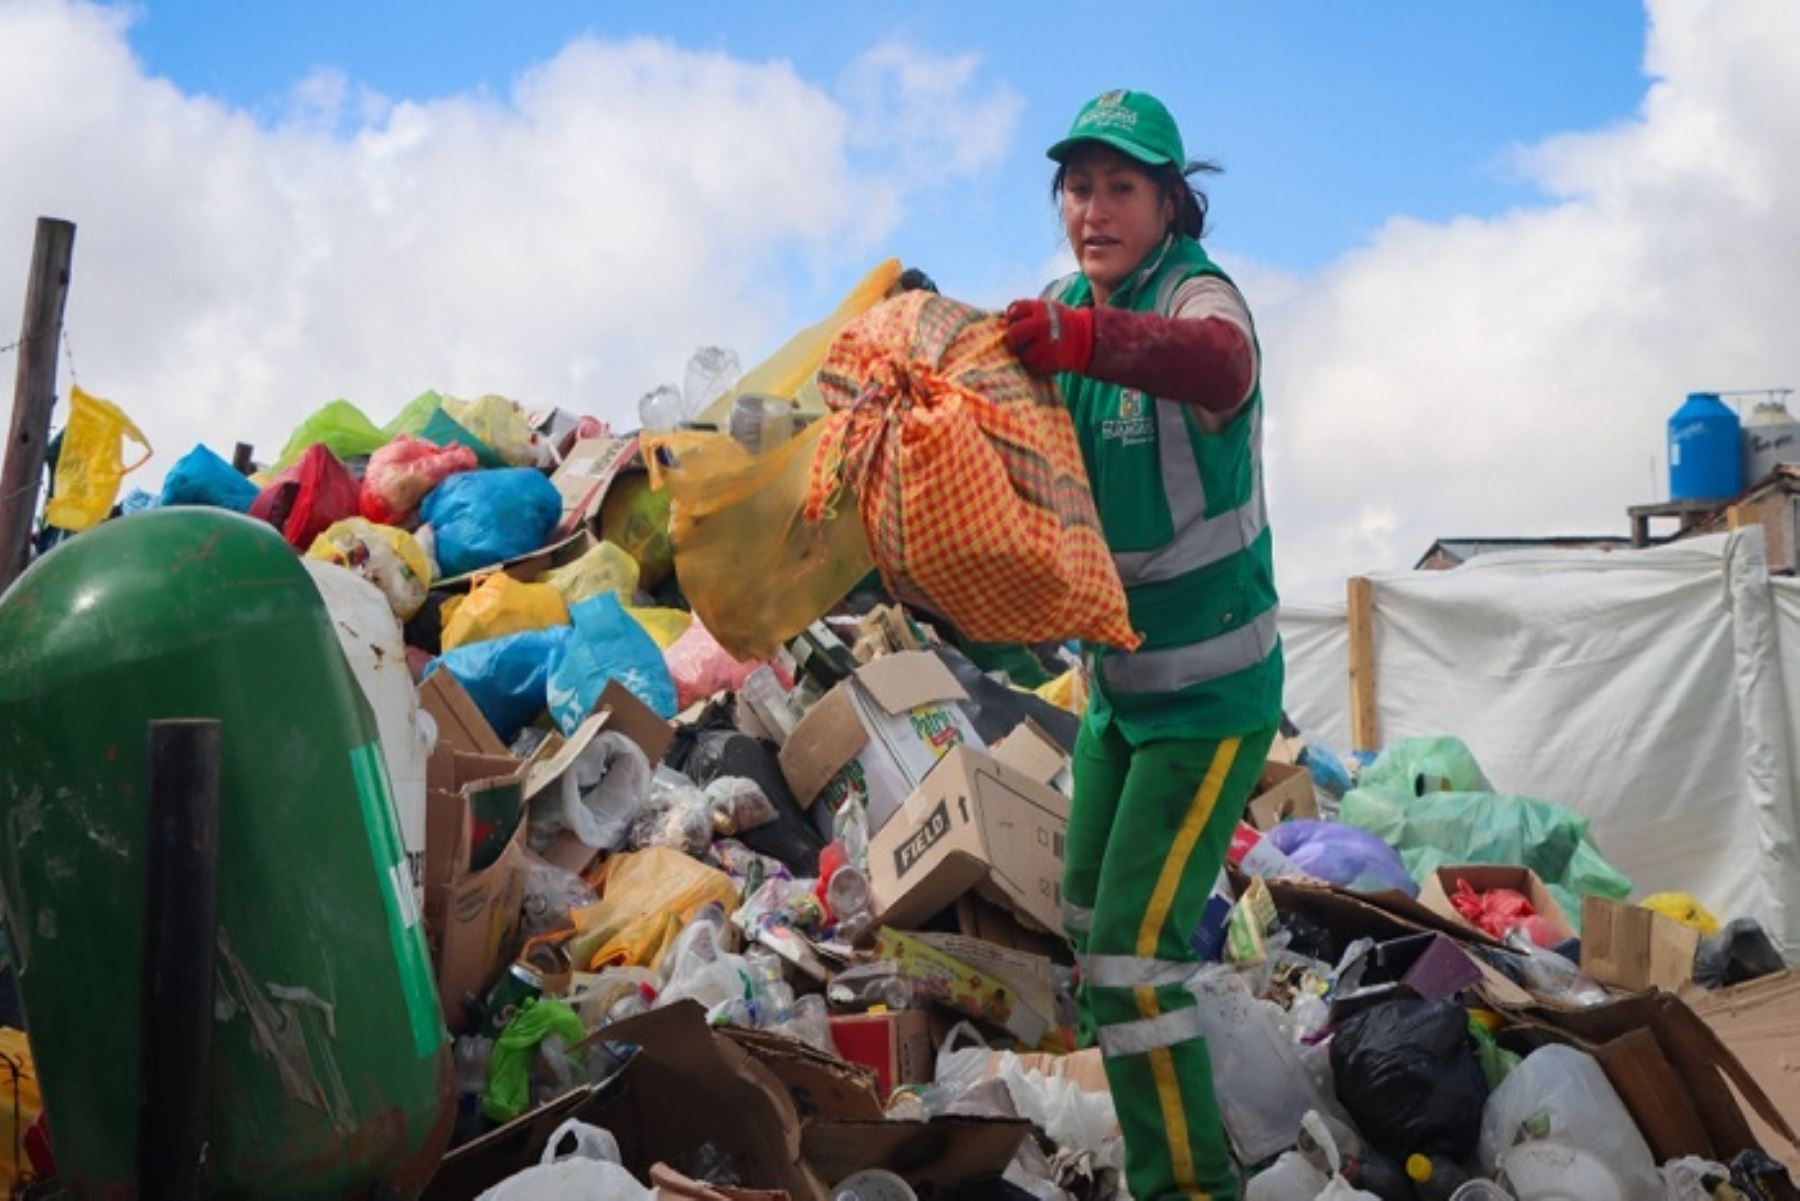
[6,262,1799,1201]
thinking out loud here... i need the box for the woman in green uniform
[1003,90,1284,1201]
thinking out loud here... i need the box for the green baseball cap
[1047,89,1185,167]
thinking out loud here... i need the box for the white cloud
[1247,0,1800,602]
[0,3,1018,483]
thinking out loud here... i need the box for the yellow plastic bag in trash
[45,386,151,532]
[643,418,873,661]
[1640,892,1722,935]
[0,1027,41,1189]
[440,571,571,652]
[599,473,676,589]
[564,847,738,971]
[625,605,692,649]
[543,540,641,606]
[699,258,903,425]
[442,395,543,468]
[1032,669,1088,715]
[305,518,434,620]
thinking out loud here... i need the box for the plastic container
[0,509,450,1195]
[1499,1142,1625,1201]
[1668,391,1742,500]
[1742,398,1800,486]
[1477,1045,1658,1199]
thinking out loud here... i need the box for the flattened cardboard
[724,1026,885,1122]
[954,894,1068,962]
[576,1002,828,1200]
[1581,896,1701,994]
[550,434,638,538]
[778,651,983,825]
[432,825,528,1031]
[1684,970,1800,1175]
[1593,1026,1716,1161]
[876,928,1050,1046]
[992,720,1072,793]
[913,932,1058,1037]
[800,1116,1030,1193]
[1246,760,1317,831]
[1417,864,1576,947]
[869,746,1069,935]
[823,1011,934,1100]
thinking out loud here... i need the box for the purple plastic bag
[1267,820,1418,896]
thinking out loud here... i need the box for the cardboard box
[1581,896,1701,993]
[725,1026,885,1123]
[419,672,508,794]
[992,719,1072,797]
[869,745,1069,936]
[1684,971,1800,1175]
[875,928,1051,1046]
[778,651,985,828]
[1417,865,1576,947]
[548,434,638,538]
[827,1010,935,1098]
[1245,759,1318,831]
[953,894,1067,961]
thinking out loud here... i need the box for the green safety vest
[1052,235,1283,741]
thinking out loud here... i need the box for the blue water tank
[1668,392,1742,501]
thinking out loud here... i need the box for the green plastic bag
[1342,786,1632,932]
[420,406,507,469]
[482,998,584,1123]
[1358,736,1493,797]
[273,399,388,471]
[383,389,444,439]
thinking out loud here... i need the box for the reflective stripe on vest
[1097,1004,1207,1059]
[1062,898,1094,935]
[1103,605,1280,696]
[1080,952,1199,990]
[1110,264,1268,588]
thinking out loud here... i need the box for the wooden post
[1347,576,1379,752]
[0,218,76,593]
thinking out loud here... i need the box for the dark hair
[1052,154,1223,240]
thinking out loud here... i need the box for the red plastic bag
[1451,878,1558,947]
[360,434,478,526]
[663,618,789,711]
[250,444,360,550]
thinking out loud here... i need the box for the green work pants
[1062,717,1275,1201]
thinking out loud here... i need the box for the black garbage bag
[933,646,1079,751]
[664,701,824,877]
[1330,998,1490,1160]
[405,590,450,656]
[1695,918,1786,989]
[1730,1149,1800,1201]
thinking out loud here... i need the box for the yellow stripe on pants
[1131,736,1240,1198]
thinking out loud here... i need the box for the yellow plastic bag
[625,605,692,649]
[440,571,571,652]
[1032,669,1088,715]
[699,258,902,425]
[0,1027,41,1189]
[305,518,434,620]
[644,418,872,661]
[543,540,641,606]
[564,847,738,971]
[45,386,151,532]
[442,395,543,468]
[1641,891,1722,935]
[599,473,676,589]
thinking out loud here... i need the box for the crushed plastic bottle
[638,384,688,432]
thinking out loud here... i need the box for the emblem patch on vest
[1102,389,1155,446]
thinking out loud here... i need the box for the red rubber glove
[1004,299,1094,377]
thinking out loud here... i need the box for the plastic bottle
[1407,1155,1470,1201]
[453,1035,494,1143]
[605,983,657,1025]
[781,993,836,1055]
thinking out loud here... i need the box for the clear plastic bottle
[638,384,688,432]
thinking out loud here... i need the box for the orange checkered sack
[807,292,1140,650]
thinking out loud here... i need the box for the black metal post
[138,719,221,1199]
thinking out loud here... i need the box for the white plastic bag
[1186,966,1357,1165]
[934,1021,995,1099]
[998,1055,1123,1173]
[475,1118,650,1200]
[529,731,651,855]
[1477,1044,1659,1200]
[1245,1112,1376,1201]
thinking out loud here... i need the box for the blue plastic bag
[1266,820,1418,896]
[160,444,260,512]
[424,626,570,743]
[546,593,677,733]
[419,468,562,578]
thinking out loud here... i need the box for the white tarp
[1278,530,1800,958]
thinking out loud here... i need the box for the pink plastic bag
[664,619,787,711]
[360,434,478,526]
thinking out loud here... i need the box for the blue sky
[125,2,1650,296]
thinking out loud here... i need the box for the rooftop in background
[1415,536,1636,572]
